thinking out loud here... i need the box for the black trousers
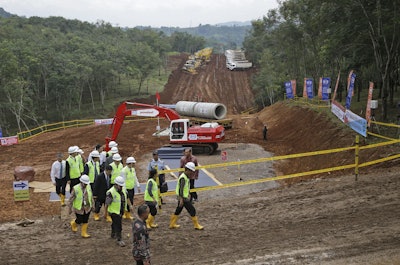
[70,178,80,191]
[145,201,157,216]
[55,177,67,195]
[127,188,135,211]
[110,213,122,239]
[94,199,105,213]
[174,199,196,217]
[75,211,90,224]
[189,179,198,200]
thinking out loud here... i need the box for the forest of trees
[0,15,206,135]
[244,0,400,120]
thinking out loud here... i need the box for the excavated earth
[1,54,400,265]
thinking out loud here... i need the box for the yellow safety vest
[176,173,189,198]
[144,178,159,202]
[67,156,80,179]
[110,162,123,185]
[123,166,136,189]
[86,161,100,183]
[107,186,127,214]
[72,183,93,210]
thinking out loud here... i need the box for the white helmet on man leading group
[80,174,90,184]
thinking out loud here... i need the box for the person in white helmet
[105,175,128,247]
[83,150,101,191]
[68,174,95,238]
[110,153,123,185]
[121,156,141,220]
[76,147,86,175]
[105,146,119,168]
[66,146,81,191]
[107,141,118,157]
[169,162,204,230]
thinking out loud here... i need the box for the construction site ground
[1,54,400,264]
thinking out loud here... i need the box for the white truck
[225,49,252,70]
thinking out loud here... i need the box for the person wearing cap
[68,174,95,238]
[180,148,199,202]
[132,204,151,265]
[93,165,113,222]
[147,150,166,203]
[169,161,204,230]
[144,169,160,229]
[110,153,123,185]
[50,152,67,206]
[121,156,141,220]
[66,146,81,192]
[83,150,101,191]
[105,175,128,247]
[105,146,119,169]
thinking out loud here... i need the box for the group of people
[50,142,204,264]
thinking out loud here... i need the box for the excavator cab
[170,119,189,141]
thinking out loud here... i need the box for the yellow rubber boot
[146,215,152,229]
[81,223,91,238]
[124,211,134,220]
[60,194,66,206]
[149,214,158,228]
[191,216,204,230]
[70,220,78,232]
[169,214,180,229]
[93,213,100,221]
[106,213,112,223]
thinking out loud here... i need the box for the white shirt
[50,160,66,184]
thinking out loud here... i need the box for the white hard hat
[80,174,90,184]
[77,148,84,154]
[110,146,119,154]
[115,176,125,186]
[91,150,100,158]
[109,141,118,148]
[185,162,196,171]
[126,156,136,164]
[113,153,122,161]
[68,146,78,154]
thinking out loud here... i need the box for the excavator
[105,102,225,154]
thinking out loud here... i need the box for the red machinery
[105,102,225,154]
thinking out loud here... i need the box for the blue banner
[345,72,356,109]
[306,79,314,99]
[285,81,294,99]
[0,127,2,138]
[321,77,331,100]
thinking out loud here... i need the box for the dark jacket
[93,171,111,201]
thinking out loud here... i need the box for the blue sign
[306,79,314,99]
[285,81,294,99]
[345,73,356,109]
[0,127,2,138]
[321,77,331,100]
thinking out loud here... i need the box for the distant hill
[152,23,252,51]
[0,7,14,18]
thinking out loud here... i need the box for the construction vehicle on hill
[105,102,225,154]
[225,49,252,70]
[182,47,213,74]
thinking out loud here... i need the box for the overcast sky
[0,0,279,28]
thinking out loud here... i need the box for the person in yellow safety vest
[144,169,160,229]
[105,176,128,247]
[83,150,101,191]
[110,153,123,185]
[76,147,85,174]
[121,156,141,220]
[68,175,95,238]
[66,146,81,192]
[169,162,204,230]
[105,146,119,169]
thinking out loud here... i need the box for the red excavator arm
[105,102,180,151]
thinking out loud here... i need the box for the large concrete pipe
[175,101,227,120]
